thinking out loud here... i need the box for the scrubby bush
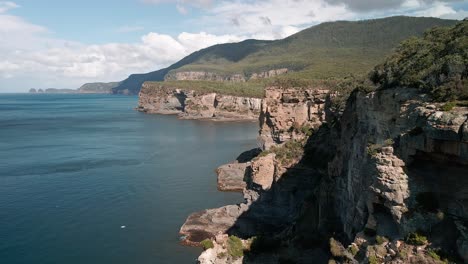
[441,102,456,111]
[368,255,379,264]
[370,20,468,102]
[348,244,359,256]
[200,239,214,250]
[376,235,388,245]
[270,140,305,165]
[405,232,428,245]
[227,235,244,258]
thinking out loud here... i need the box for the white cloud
[0,1,18,13]
[0,0,466,92]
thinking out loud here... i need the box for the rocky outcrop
[259,87,329,149]
[137,83,262,121]
[216,163,248,192]
[325,88,468,263]
[165,68,289,82]
[165,71,246,82]
[250,68,288,80]
[181,84,468,263]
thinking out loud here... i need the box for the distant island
[29,82,120,94]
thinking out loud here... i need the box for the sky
[0,0,467,92]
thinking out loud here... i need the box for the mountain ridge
[110,16,458,95]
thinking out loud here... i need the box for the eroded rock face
[250,68,288,80]
[259,87,329,149]
[181,84,468,263]
[137,83,262,121]
[329,87,468,255]
[165,68,289,83]
[249,153,276,191]
[165,71,246,82]
[216,163,248,192]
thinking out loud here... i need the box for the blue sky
[0,0,467,92]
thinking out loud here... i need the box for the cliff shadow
[225,124,340,263]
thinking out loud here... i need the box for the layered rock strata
[164,68,289,82]
[180,84,468,263]
[259,87,330,149]
[137,83,262,121]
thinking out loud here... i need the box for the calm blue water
[0,94,258,264]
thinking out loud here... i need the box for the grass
[348,245,359,256]
[142,80,266,98]
[376,235,389,245]
[368,255,379,264]
[262,140,305,166]
[227,235,244,258]
[405,232,428,246]
[441,102,456,111]
[200,239,214,250]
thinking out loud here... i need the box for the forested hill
[112,16,458,95]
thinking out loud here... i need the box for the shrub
[375,235,388,245]
[200,239,214,250]
[405,232,428,245]
[367,144,381,156]
[370,20,468,102]
[441,102,456,111]
[348,245,359,256]
[398,249,408,259]
[300,124,314,137]
[270,140,305,165]
[227,235,244,258]
[427,249,441,261]
[384,139,394,146]
[368,255,378,264]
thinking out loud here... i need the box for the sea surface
[0,94,259,264]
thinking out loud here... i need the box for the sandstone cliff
[181,84,467,263]
[137,82,262,121]
[164,68,288,83]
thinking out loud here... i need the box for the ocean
[0,94,258,264]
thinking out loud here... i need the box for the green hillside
[112,16,458,95]
[371,19,468,102]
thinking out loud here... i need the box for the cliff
[179,19,467,263]
[183,84,467,264]
[137,82,262,121]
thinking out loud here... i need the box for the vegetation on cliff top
[143,80,266,98]
[113,16,456,95]
[370,19,468,102]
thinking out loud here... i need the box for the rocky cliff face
[165,68,289,82]
[327,87,468,262]
[259,87,330,149]
[137,83,262,121]
[181,84,468,263]
[165,71,246,82]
